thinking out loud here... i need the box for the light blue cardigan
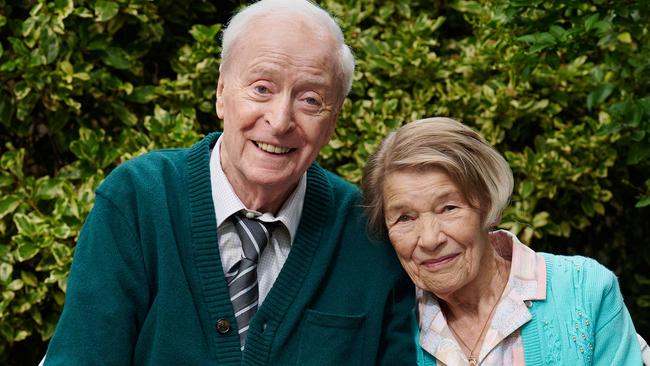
[416,253,642,365]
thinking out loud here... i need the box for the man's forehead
[245,62,333,83]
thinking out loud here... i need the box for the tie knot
[231,212,276,262]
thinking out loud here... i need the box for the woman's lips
[420,253,459,270]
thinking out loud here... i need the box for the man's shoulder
[97,134,215,199]
[307,163,360,197]
[107,133,216,182]
[109,148,190,183]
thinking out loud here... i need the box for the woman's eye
[305,97,321,106]
[396,214,411,223]
[443,205,458,212]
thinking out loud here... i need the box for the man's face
[217,16,342,211]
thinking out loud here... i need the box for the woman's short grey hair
[362,117,514,235]
[220,0,355,98]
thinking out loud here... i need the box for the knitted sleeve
[587,262,643,366]
[377,271,418,365]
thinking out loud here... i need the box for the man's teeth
[257,142,291,154]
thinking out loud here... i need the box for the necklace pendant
[468,356,478,366]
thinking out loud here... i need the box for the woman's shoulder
[537,252,625,325]
[539,252,617,286]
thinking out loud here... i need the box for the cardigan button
[215,319,231,334]
[524,300,532,308]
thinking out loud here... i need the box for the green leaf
[35,177,64,200]
[0,262,13,282]
[549,25,566,41]
[52,224,71,239]
[14,81,31,100]
[395,2,412,18]
[0,321,13,342]
[519,180,535,198]
[101,47,131,70]
[7,279,23,291]
[21,17,37,38]
[126,86,157,104]
[587,83,614,110]
[189,24,221,43]
[54,0,74,19]
[517,32,557,52]
[112,102,138,125]
[509,0,543,6]
[14,330,29,342]
[51,242,72,265]
[627,142,650,165]
[532,211,549,228]
[13,213,36,234]
[0,90,13,128]
[0,195,22,220]
[40,27,60,64]
[16,242,40,262]
[449,1,482,14]
[95,0,120,22]
[635,196,650,208]
[617,32,632,44]
[584,14,599,31]
[1,59,20,73]
[20,270,38,287]
[70,128,101,161]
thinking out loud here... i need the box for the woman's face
[383,168,489,296]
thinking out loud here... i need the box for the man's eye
[254,85,269,94]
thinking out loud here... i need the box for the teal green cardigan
[416,253,642,365]
[45,133,416,365]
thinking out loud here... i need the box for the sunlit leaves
[189,23,221,43]
[94,0,119,22]
[0,0,648,360]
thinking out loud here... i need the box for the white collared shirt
[209,136,305,304]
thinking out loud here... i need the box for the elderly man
[43,0,415,365]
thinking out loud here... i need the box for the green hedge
[1,0,648,364]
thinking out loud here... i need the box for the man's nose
[267,95,294,134]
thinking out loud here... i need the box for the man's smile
[254,141,294,154]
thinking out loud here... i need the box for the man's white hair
[220,0,355,98]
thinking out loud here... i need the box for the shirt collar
[490,230,546,302]
[209,135,305,242]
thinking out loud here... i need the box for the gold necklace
[447,274,508,366]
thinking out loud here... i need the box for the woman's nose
[417,216,446,250]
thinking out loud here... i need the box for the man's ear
[327,105,342,138]
[216,66,225,119]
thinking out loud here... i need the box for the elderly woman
[362,117,642,365]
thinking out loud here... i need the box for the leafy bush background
[1,0,648,363]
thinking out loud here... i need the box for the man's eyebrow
[247,64,278,77]
[299,76,332,89]
[246,65,332,88]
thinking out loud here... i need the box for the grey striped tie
[226,212,274,347]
